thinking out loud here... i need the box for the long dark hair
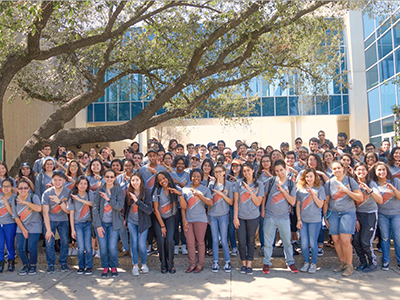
[242,161,258,188]
[228,162,243,181]
[0,162,10,178]
[201,158,214,186]
[211,164,226,192]
[126,172,145,206]
[86,158,104,177]
[70,176,90,203]
[306,153,325,172]
[17,163,35,185]
[369,161,393,182]
[256,154,272,180]
[66,159,83,178]
[322,150,335,172]
[354,162,372,186]
[388,147,400,167]
[151,171,179,207]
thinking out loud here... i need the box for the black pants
[237,218,259,261]
[353,211,377,265]
[153,214,176,270]
[174,211,186,246]
[205,224,212,251]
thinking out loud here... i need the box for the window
[379,54,395,82]
[382,116,395,133]
[377,30,393,59]
[289,97,299,115]
[275,97,288,116]
[94,104,106,122]
[106,103,117,121]
[370,136,382,148]
[262,97,274,116]
[249,99,261,117]
[394,21,400,48]
[365,34,375,48]
[363,12,375,39]
[368,87,380,121]
[396,48,400,74]
[87,104,93,122]
[381,82,396,117]
[366,65,379,90]
[365,43,377,69]
[316,97,328,115]
[119,103,130,121]
[329,96,342,114]
[369,120,381,136]
[131,102,143,118]
[343,95,349,114]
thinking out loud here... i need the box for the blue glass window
[119,103,130,121]
[87,104,93,122]
[363,12,375,39]
[396,48,400,74]
[316,97,328,115]
[379,54,395,82]
[329,96,342,114]
[370,136,382,148]
[289,97,299,115]
[94,104,106,122]
[262,97,274,116]
[365,43,377,69]
[131,102,143,118]
[369,120,381,136]
[365,34,375,48]
[97,95,105,103]
[377,30,393,59]
[275,97,288,116]
[378,18,391,37]
[394,22,400,48]
[366,65,379,90]
[368,87,380,121]
[120,77,130,102]
[382,116,394,133]
[343,95,349,114]
[108,84,118,102]
[250,99,261,117]
[261,82,273,97]
[381,82,396,117]
[106,103,117,121]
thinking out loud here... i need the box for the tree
[3,0,396,175]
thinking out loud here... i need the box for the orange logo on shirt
[0,206,8,217]
[187,196,200,209]
[301,195,313,211]
[103,203,112,214]
[160,203,174,214]
[79,205,90,221]
[332,190,346,201]
[382,191,393,204]
[19,206,32,222]
[147,176,155,189]
[271,193,285,205]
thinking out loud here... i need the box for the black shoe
[19,265,29,276]
[161,267,168,274]
[77,268,84,275]
[84,268,93,275]
[356,262,368,271]
[61,265,70,272]
[47,266,55,274]
[28,265,37,275]
[169,267,176,274]
[6,259,15,273]
[111,268,118,277]
[101,268,109,278]
[363,264,377,273]
[0,260,4,273]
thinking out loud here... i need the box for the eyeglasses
[247,154,255,157]
[18,187,29,190]
[214,170,224,174]
[2,185,12,189]
[105,176,115,179]
[295,141,302,144]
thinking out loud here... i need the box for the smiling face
[365,152,377,165]
[148,152,158,164]
[332,162,344,178]
[17,182,30,197]
[0,165,6,177]
[104,170,116,185]
[163,155,172,166]
[261,157,271,170]
[274,164,286,179]
[340,156,351,168]
[69,162,79,175]
[111,161,122,172]
[355,165,368,180]
[323,152,334,163]
[375,164,387,179]
[91,161,102,174]
[21,166,31,176]
[305,171,315,186]
[190,157,200,168]
[308,156,317,169]
[130,175,142,190]
[393,149,400,161]
[214,166,225,180]
[44,160,55,172]
[202,162,211,175]
[157,173,169,188]
[77,179,88,192]
[176,160,185,173]
[52,175,65,189]
[124,161,133,174]
[242,165,254,180]
[285,154,295,167]
[191,171,202,185]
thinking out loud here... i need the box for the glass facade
[363,6,400,146]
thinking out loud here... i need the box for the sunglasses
[105,176,115,179]
[295,141,302,144]
[2,185,12,189]
[18,187,29,190]
[247,154,255,157]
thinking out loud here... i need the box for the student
[323,161,362,276]
[42,172,71,274]
[364,151,379,171]
[15,162,35,192]
[92,169,125,278]
[125,172,153,276]
[33,144,52,175]
[262,160,297,275]
[0,178,17,273]
[35,157,56,199]
[68,176,94,275]
[353,162,382,272]
[152,171,184,274]
[209,165,235,273]
[139,149,166,190]
[234,162,263,275]
[293,147,309,172]
[133,153,143,172]
[369,162,400,271]
[189,153,201,170]
[181,169,213,273]
[12,180,42,276]
[0,162,16,194]
[86,159,105,192]
[111,159,123,175]
[296,169,326,274]
[388,147,400,179]
[170,156,190,188]
[201,158,214,187]
[89,147,97,161]
[65,159,83,190]
[340,153,355,178]
[322,150,335,178]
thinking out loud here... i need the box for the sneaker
[262,264,270,274]
[212,262,219,273]
[77,268,84,275]
[355,262,368,272]
[377,248,382,253]
[92,249,96,257]
[308,263,317,274]
[111,267,118,277]
[28,265,36,275]
[118,249,129,257]
[181,244,188,255]
[84,268,93,275]
[61,265,70,272]
[246,267,253,275]
[300,262,310,273]
[141,264,149,274]
[147,245,155,255]
[101,268,109,278]
[288,264,298,274]
[174,245,179,255]
[94,250,101,258]
[363,264,377,273]
[240,266,247,274]
[231,248,238,256]
[19,265,29,276]
[47,266,55,274]
[224,262,231,273]
[318,248,324,257]
[342,264,354,277]
[71,248,78,256]
[68,248,73,256]
[131,265,140,276]
[333,261,346,273]
[259,246,265,257]
[382,262,390,271]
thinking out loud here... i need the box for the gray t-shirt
[325,176,359,212]
[376,178,400,215]
[170,171,190,187]
[293,161,305,173]
[139,165,166,191]
[390,165,400,180]
[42,187,70,222]
[102,190,113,223]
[296,186,326,223]
[237,179,263,220]
[12,194,42,233]
[87,175,105,192]
[0,193,16,224]
[67,191,94,223]
[356,181,379,213]
[127,202,139,225]
[182,185,212,223]
[265,177,296,220]
[152,187,180,219]
[208,180,235,217]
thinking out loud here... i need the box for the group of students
[0,131,400,278]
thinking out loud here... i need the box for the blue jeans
[328,211,356,235]
[300,222,321,264]
[45,220,69,267]
[263,216,294,266]
[259,207,264,248]
[74,221,93,269]
[228,205,237,249]
[127,221,148,265]
[0,223,17,260]
[16,233,40,266]
[96,222,120,268]
[209,214,230,262]
[119,225,129,251]
[378,213,400,264]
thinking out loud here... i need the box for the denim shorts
[328,210,356,235]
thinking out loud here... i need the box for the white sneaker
[174,245,179,255]
[92,249,96,257]
[94,250,100,258]
[72,248,78,256]
[300,262,310,273]
[181,244,188,255]
[308,263,317,274]
[141,264,149,273]
[231,248,238,256]
[131,265,140,276]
